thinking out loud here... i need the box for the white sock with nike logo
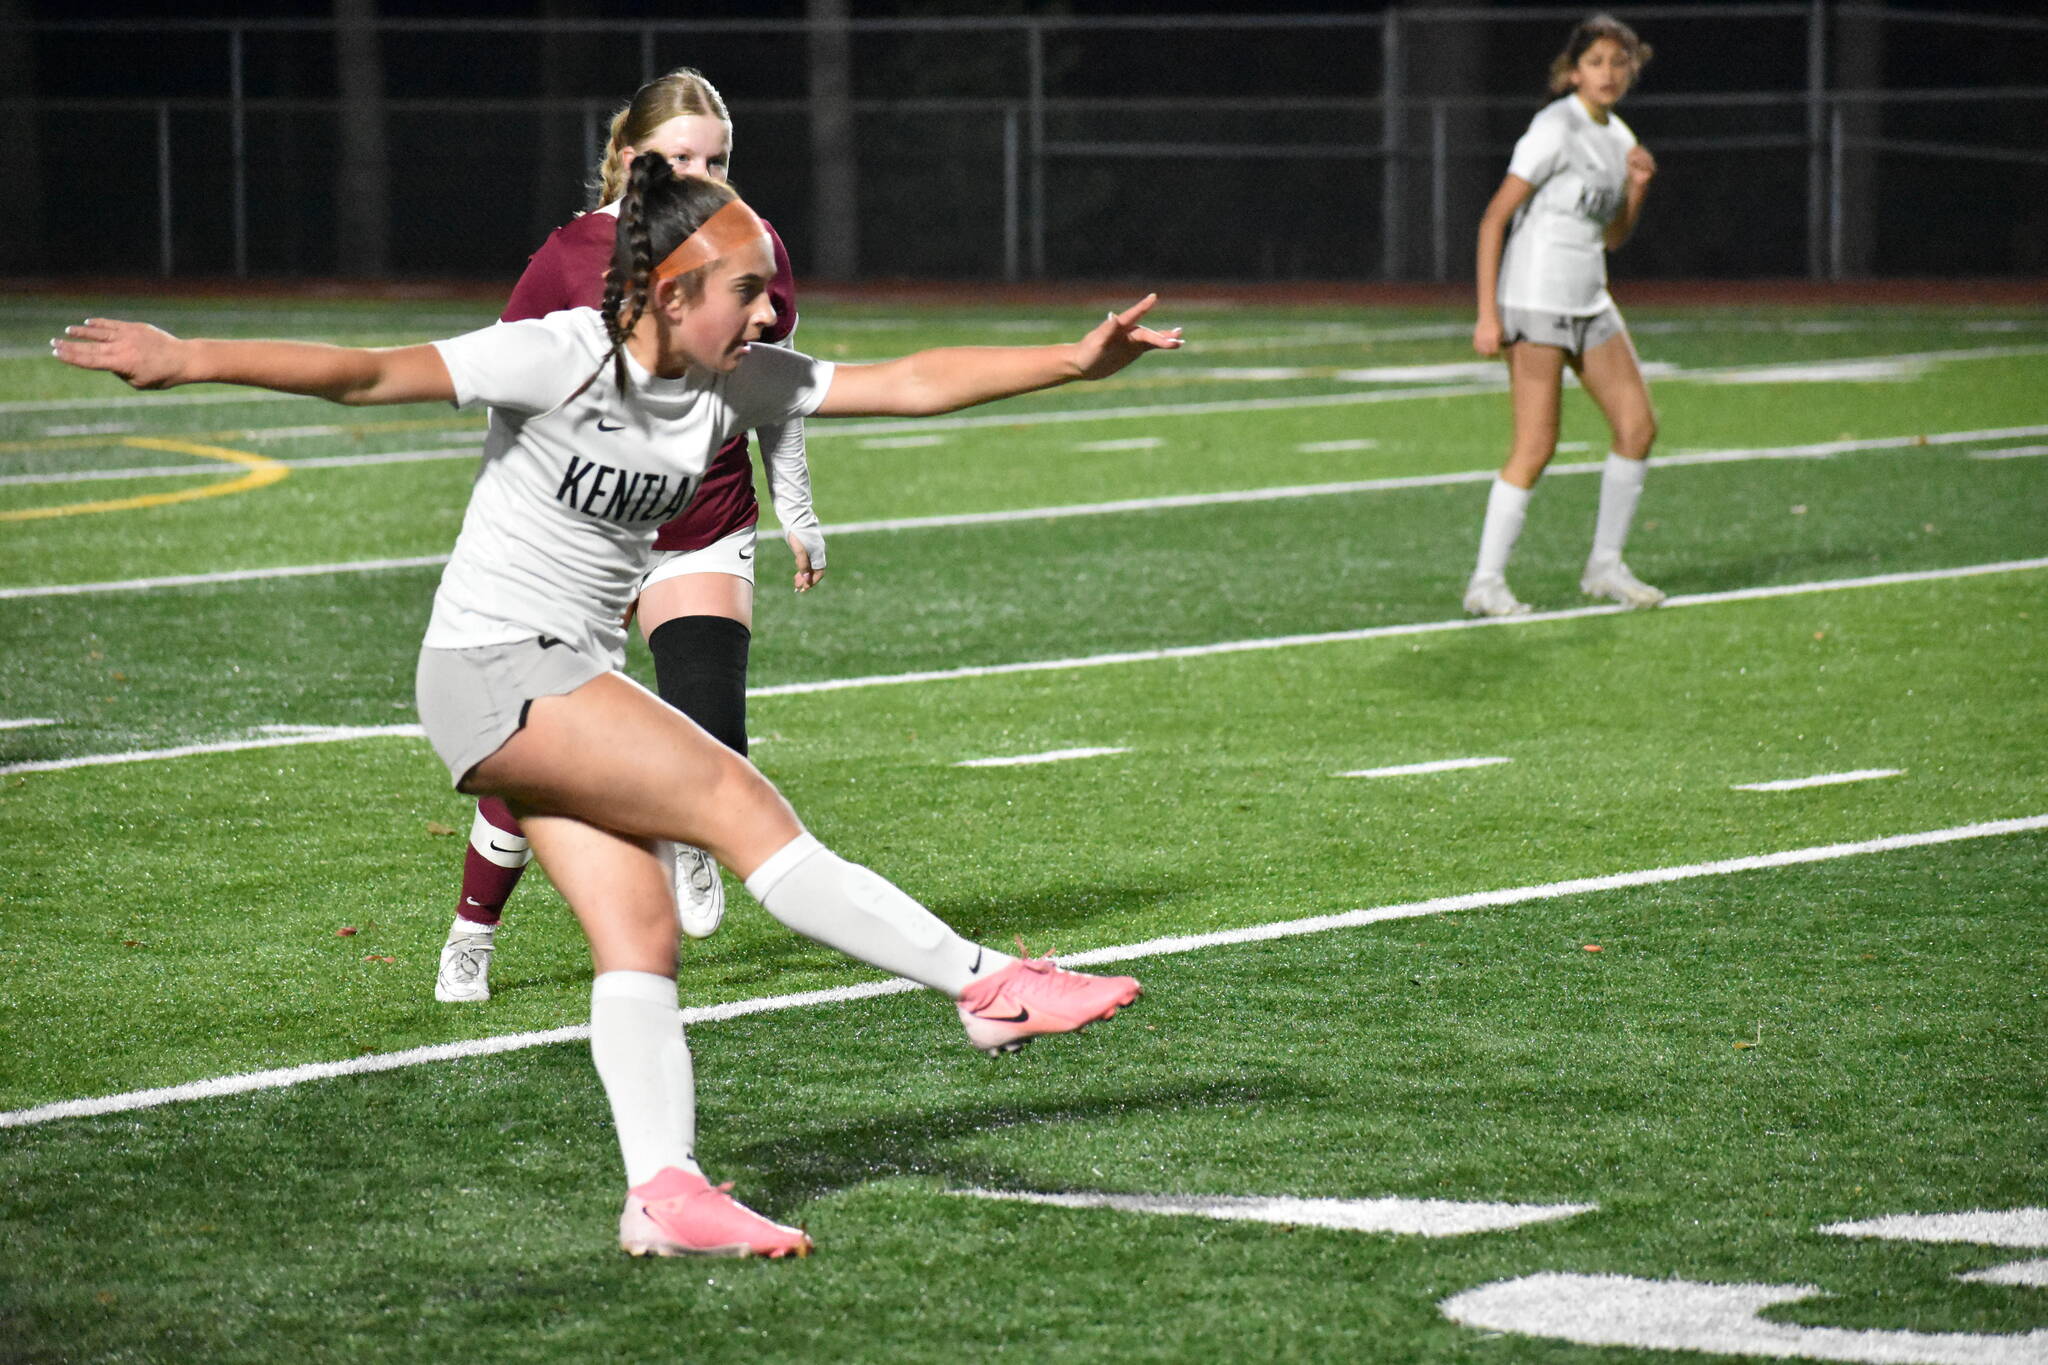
[743,834,1013,998]
[590,970,700,1188]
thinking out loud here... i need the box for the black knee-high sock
[647,615,751,756]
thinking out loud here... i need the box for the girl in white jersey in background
[53,160,1178,1260]
[1467,13,1662,617]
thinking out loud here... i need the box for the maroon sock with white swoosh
[454,797,530,927]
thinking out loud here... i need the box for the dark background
[4,0,2045,282]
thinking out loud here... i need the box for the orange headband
[650,199,769,284]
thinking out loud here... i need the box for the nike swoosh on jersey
[537,635,563,649]
[597,420,625,432]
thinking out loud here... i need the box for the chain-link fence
[5,5,2045,282]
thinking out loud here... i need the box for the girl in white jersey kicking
[1467,12,1662,617]
[53,159,1179,1260]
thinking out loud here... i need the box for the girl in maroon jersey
[438,69,808,1004]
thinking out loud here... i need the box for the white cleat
[674,843,726,940]
[1580,559,1666,609]
[1463,574,1532,618]
[435,927,495,1003]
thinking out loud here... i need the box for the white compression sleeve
[589,970,698,1187]
[760,418,825,575]
[744,834,1008,998]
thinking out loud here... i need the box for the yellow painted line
[0,437,286,522]
[0,415,480,456]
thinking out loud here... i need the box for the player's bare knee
[1616,415,1656,459]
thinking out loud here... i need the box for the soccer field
[1,291,2044,1364]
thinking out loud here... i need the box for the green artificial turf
[1,296,2043,1363]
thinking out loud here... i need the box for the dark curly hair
[1548,13,1653,95]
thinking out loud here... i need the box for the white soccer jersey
[1497,94,1638,317]
[426,308,834,660]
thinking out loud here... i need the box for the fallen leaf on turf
[425,821,457,837]
[1583,944,1603,953]
[335,926,358,937]
[363,954,396,964]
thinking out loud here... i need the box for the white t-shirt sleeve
[725,344,836,429]
[430,316,588,415]
[1507,113,1569,187]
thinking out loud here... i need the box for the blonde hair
[1548,13,1653,95]
[593,67,733,206]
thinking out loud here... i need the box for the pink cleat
[956,955,1142,1056]
[619,1167,813,1259]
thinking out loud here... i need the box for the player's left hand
[1626,145,1657,189]
[1074,295,1184,381]
[786,526,827,593]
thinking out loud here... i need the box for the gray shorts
[1500,304,1626,358]
[415,637,610,788]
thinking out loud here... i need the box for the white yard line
[949,1189,1596,1236]
[0,554,453,601]
[749,558,2048,699]
[11,422,2042,574]
[1340,756,1512,779]
[1971,444,2048,459]
[1074,437,1164,452]
[5,811,2041,1130]
[1731,768,1904,792]
[955,746,1130,768]
[8,558,2043,777]
[0,447,473,488]
[0,717,58,730]
[0,724,423,777]
[0,389,308,415]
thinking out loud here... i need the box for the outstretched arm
[51,318,455,406]
[815,295,1182,418]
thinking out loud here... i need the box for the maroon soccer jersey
[499,209,799,553]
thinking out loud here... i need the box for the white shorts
[415,637,611,788]
[643,525,757,593]
[1500,304,1627,358]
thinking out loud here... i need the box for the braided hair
[594,153,741,396]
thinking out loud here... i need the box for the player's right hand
[51,319,189,390]
[1472,316,1504,358]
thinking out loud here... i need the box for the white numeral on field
[1445,1207,2048,1364]
[1442,1272,2046,1365]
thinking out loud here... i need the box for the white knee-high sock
[743,834,1010,998]
[1474,476,1534,580]
[1589,452,1648,565]
[589,970,699,1188]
